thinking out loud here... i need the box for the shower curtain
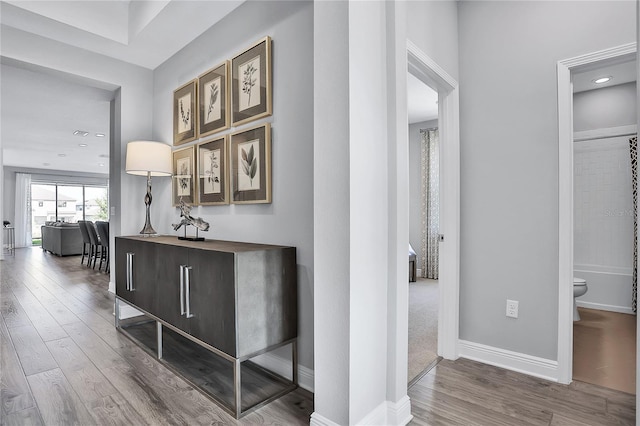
[630,136,637,313]
[420,128,439,279]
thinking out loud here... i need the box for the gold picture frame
[172,146,196,206]
[173,79,198,145]
[198,61,230,138]
[231,36,272,127]
[230,123,271,204]
[197,136,229,205]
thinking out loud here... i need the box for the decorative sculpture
[172,198,209,241]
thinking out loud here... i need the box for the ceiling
[408,72,438,124]
[0,0,244,175]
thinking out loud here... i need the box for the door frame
[556,42,637,384]
[407,40,460,359]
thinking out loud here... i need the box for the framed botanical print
[198,62,230,138]
[230,123,271,204]
[173,79,198,145]
[232,36,272,126]
[172,146,196,206]
[197,136,229,205]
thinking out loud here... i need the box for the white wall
[313,0,351,422]
[574,82,637,131]
[409,119,438,274]
[407,0,459,83]
[151,0,314,374]
[457,1,636,361]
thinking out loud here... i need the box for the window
[30,182,108,245]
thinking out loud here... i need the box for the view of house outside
[31,183,108,243]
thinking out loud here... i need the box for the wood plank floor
[1,247,636,425]
[1,248,313,425]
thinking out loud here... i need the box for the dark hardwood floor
[1,247,636,425]
[1,247,312,425]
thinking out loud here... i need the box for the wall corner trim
[458,340,559,383]
[385,395,413,426]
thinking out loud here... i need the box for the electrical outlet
[506,300,519,318]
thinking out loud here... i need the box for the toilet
[573,277,588,321]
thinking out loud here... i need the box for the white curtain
[15,173,32,248]
[420,128,440,279]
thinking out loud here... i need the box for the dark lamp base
[178,236,205,242]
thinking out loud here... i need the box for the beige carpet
[408,278,439,383]
[573,307,636,394]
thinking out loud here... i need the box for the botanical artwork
[204,77,221,124]
[237,139,260,191]
[202,148,221,194]
[178,93,192,134]
[176,157,191,197]
[238,55,260,111]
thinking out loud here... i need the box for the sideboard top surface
[116,235,293,253]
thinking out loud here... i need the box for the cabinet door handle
[126,252,134,291]
[185,266,194,318]
[179,265,186,316]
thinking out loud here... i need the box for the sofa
[41,223,83,256]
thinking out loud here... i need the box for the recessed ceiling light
[78,143,88,147]
[98,163,105,167]
[95,133,105,137]
[58,153,66,157]
[73,130,90,137]
[593,76,612,84]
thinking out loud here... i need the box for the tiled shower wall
[574,135,634,311]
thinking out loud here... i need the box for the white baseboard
[108,280,115,294]
[252,352,314,393]
[458,340,559,382]
[310,412,339,426]
[311,396,412,426]
[576,301,635,315]
[386,395,413,426]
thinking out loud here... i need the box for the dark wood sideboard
[114,235,298,418]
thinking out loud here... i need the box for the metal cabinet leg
[157,322,163,359]
[234,358,242,418]
[292,340,298,385]
[114,298,120,328]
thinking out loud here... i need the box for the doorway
[407,71,440,385]
[406,41,460,366]
[557,43,637,388]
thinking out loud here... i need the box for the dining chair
[77,221,92,266]
[95,221,109,273]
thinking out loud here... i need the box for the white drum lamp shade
[125,141,172,176]
[125,141,172,235]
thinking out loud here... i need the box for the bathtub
[574,264,634,314]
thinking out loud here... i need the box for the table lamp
[125,141,172,235]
